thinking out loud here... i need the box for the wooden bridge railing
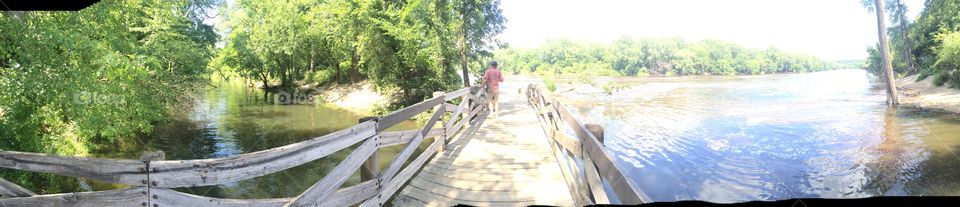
[0,86,487,207]
[525,83,652,205]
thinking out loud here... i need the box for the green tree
[451,0,507,87]
[866,0,900,105]
[0,0,217,193]
[907,0,960,86]
[933,31,960,87]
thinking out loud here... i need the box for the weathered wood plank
[553,131,583,157]
[547,138,586,206]
[444,103,458,112]
[407,172,551,192]
[564,147,592,206]
[399,183,537,207]
[145,180,376,207]
[551,89,651,204]
[395,85,576,206]
[391,194,432,207]
[0,177,36,197]
[319,180,378,207]
[408,178,536,202]
[147,121,377,188]
[444,118,468,139]
[379,128,444,148]
[378,96,445,131]
[370,134,442,206]
[0,152,147,186]
[359,117,380,183]
[284,136,379,206]
[151,188,287,207]
[582,156,611,204]
[429,160,548,170]
[420,165,545,178]
[379,104,444,185]
[443,99,469,129]
[528,84,651,204]
[443,87,472,101]
[0,187,145,207]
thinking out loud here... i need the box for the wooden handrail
[0,85,487,207]
[525,83,652,205]
[0,178,35,197]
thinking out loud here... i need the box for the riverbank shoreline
[313,80,394,115]
[897,74,960,114]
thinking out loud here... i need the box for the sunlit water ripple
[560,69,960,203]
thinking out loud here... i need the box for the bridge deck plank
[394,85,575,206]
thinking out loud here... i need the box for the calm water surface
[556,69,960,202]
[60,70,960,202]
[79,78,419,199]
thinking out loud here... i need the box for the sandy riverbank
[897,74,960,113]
[313,81,395,114]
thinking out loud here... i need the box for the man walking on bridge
[483,60,503,118]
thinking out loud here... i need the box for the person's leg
[492,89,500,117]
[486,89,495,117]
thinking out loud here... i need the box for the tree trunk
[260,71,269,103]
[899,14,915,74]
[459,31,470,87]
[350,46,360,82]
[334,61,341,83]
[875,0,900,106]
[310,43,315,73]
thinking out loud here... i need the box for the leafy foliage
[215,0,504,107]
[909,0,960,87]
[934,31,960,87]
[0,0,217,193]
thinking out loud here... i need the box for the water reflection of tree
[863,108,904,196]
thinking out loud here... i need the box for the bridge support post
[360,116,380,182]
[139,151,164,207]
[585,124,604,145]
[433,91,446,154]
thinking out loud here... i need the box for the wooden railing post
[525,83,650,204]
[360,116,380,182]
[139,151,164,207]
[433,91,446,155]
[585,124,604,145]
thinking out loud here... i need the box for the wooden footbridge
[0,82,651,206]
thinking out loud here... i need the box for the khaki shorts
[486,87,500,103]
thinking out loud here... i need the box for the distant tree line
[494,37,851,76]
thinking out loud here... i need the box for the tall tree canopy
[214,0,505,106]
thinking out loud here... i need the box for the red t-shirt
[483,67,503,90]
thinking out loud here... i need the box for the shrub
[305,69,337,85]
[933,71,949,87]
[544,77,557,92]
[935,31,960,88]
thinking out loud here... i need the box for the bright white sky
[498,0,925,60]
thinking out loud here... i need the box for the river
[553,69,960,202]
[43,70,960,202]
[69,78,420,199]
